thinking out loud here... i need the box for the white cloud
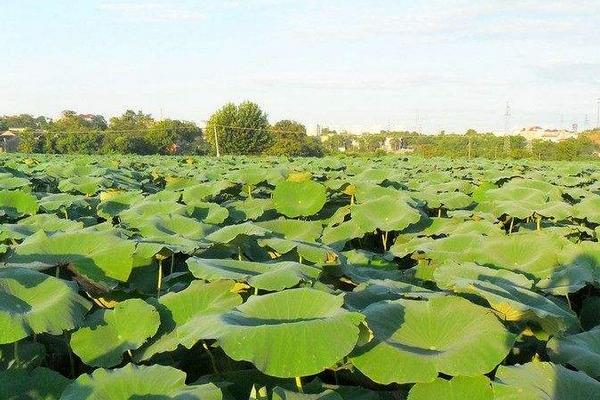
[98,2,206,22]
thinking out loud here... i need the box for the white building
[516,126,578,142]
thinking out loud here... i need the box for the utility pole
[213,126,221,157]
[504,101,511,154]
[597,98,600,128]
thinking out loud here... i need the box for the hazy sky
[2,0,600,133]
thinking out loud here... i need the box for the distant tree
[102,110,155,154]
[205,102,272,155]
[359,135,385,152]
[46,110,104,153]
[0,120,7,131]
[17,128,41,153]
[0,114,50,129]
[266,120,309,156]
[146,119,203,154]
[108,110,154,131]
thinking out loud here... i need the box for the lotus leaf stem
[169,255,175,275]
[157,259,163,298]
[536,216,542,231]
[295,376,303,393]
[247,184,253,199]
[508,217,514,234]
[202,341,220,374]
[381,231,388,252]
[437,208,442,218]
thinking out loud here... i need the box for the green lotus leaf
[433,261,534,289]
[536,263,594,296]
[177,288,364,377]
[0,367,70,400]
[321,220,365,251]
[574,197,600,223]
[349,296,515,384]
[146,190,181,202]
[0,174,30,190]
[182,181,235,204]
[60,363,227,400]
[135,280,242,361]
[0,190,38,219]
[341,249,396,269]
[493,361,600,399]
[96,190,144,220]
[547,327,600,379]
[8,230,137,289]
[352,196,421,232]
[58,176,107,195]
[37,193,87,213]
[119,200,187,226]
[353,183,412,204]
[257,237,339,264]
[473,232,568,279]
[0,267,91,344]
[0,214,83,241]
[273,180,327,218]
[188,201,229,224]
[70,298,160,367]
[129,214,215,254]
[345,279,443,310]
[434,262,578,334]
[272,387,342,400]
[229,167,269,186]
[506,179,563,200]
[187,257,321,291]
[535,201,574,221]
[476,186,548,218]
[407,376,493,400]
[418,191,474,211]
[226,198,272,222]
[258,218,323,242]
[206,222,271,244]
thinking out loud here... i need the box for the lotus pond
[2,154,600,399]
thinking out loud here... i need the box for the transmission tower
[503,101,511,154]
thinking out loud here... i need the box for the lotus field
[4,154,600,399]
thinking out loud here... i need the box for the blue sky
[1,0,599,133]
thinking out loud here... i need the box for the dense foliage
[2,154,600,399]
[3,112,598,160]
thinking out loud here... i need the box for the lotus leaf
[71,298,160,367]
[0,267,91,344]
[273,180,327,217]
[350,296,515,384]
[177,288,364,377]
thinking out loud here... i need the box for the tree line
[2,103,599,160]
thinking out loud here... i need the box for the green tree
[102,110,155,154]
[47,111,103,154]
[205,102,272,155]
[266,120,309,156]
[17,128,41,153]
[146,119,203,154]
[0,114,50,129]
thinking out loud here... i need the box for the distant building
[516,126,578,142]
[0,129,21,152]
